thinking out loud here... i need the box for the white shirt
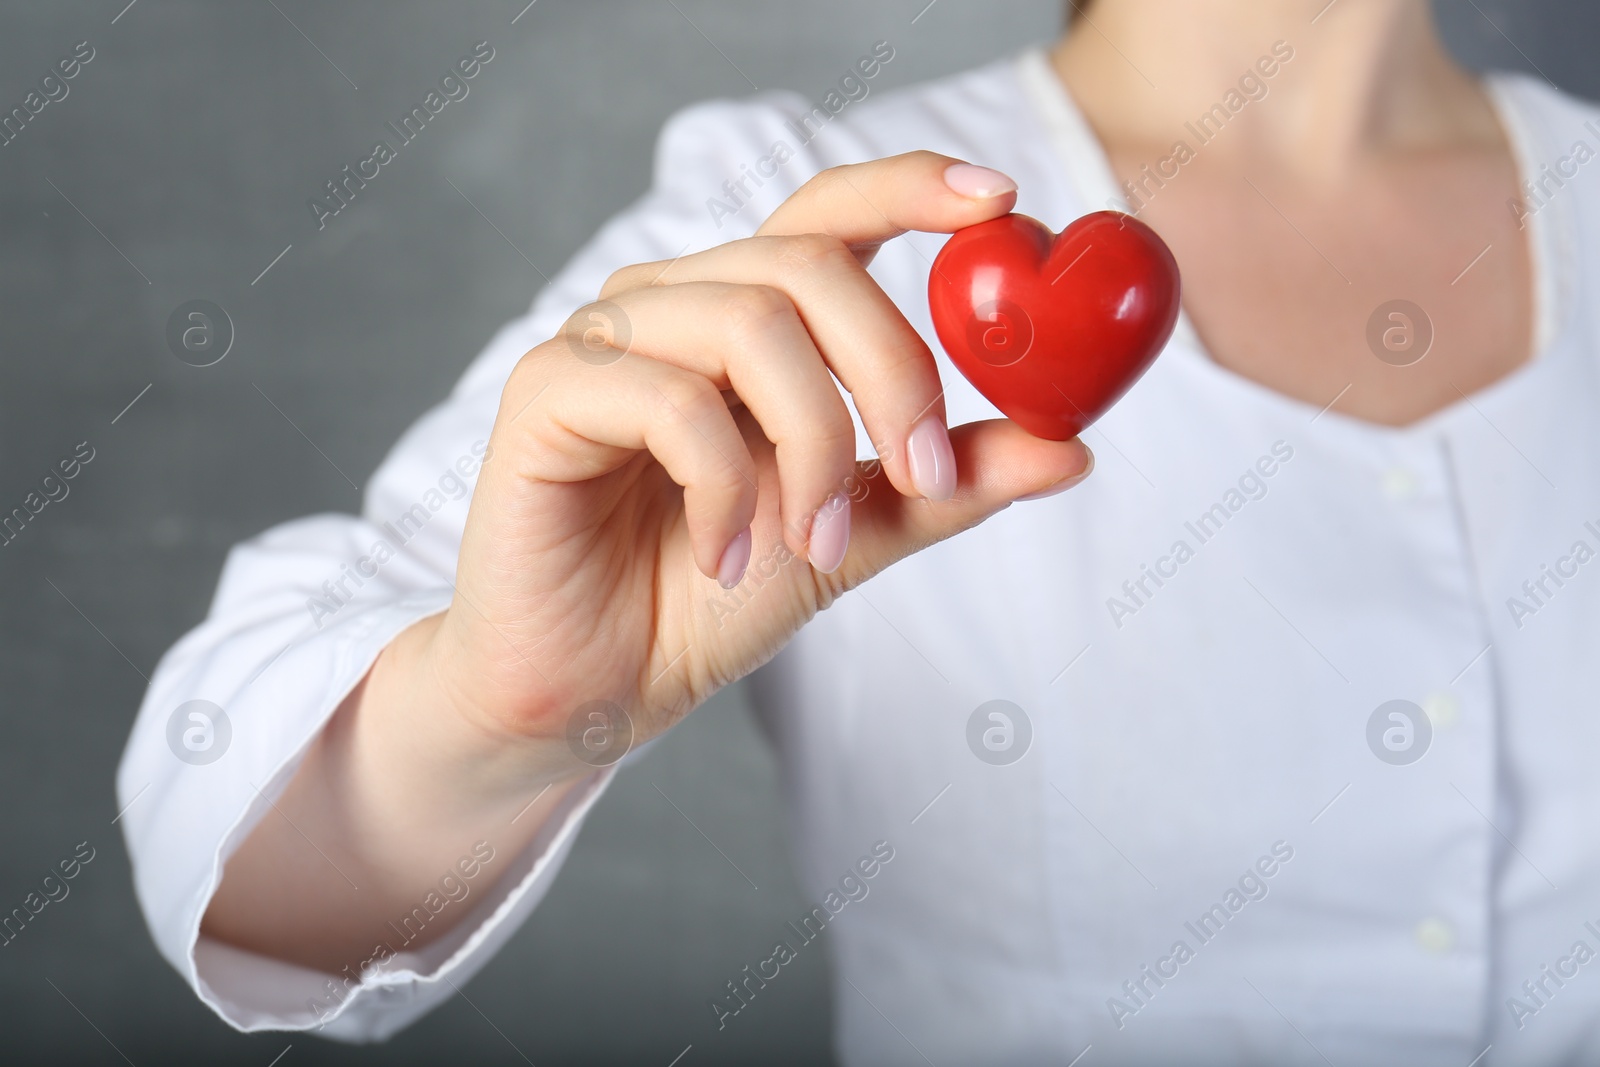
[118,48,1600,1065]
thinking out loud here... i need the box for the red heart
[928,211,1182,441]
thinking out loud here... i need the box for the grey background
[0,1,1591,1063]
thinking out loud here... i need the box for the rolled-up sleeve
[115,91,814,1038]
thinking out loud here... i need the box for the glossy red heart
[928,211,1182,441]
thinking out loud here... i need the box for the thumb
[837,420,1093,585]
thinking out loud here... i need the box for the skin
[1057,0,1531,425]
[203,0,1529,974]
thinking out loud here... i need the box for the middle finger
[601,234,955,503]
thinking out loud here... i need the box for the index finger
[756,151,1019,261]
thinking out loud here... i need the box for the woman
[119,0,1600,1062]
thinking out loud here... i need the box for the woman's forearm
[200,613,587,975]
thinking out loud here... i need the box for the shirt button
[1381,467,1421,501]
[1415,917,1455,954]
[1424,692,1460,730]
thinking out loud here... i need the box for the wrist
[353,612,590,823]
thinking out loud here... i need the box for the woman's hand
[201,152,1092,973]
[429,151,1093,773]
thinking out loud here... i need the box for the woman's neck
[1052,0,1500,179]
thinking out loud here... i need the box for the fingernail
[717,527,752,589]
[907,417,957,502]
[1016,448,1095,501]
[943,163,1017,200]
[808,493,851,574]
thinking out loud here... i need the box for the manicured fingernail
[943,163,1017,200]
[808,493,851,574]
[717,527,752,589]
[907,417,957,502]
[1016,448,1095,501]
